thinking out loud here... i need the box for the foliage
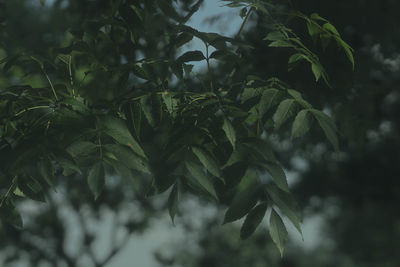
[0,0,353,255]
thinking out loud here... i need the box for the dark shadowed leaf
[240,202,267,239]
[185,161,218,200]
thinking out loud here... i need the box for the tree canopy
[0,0,354,258]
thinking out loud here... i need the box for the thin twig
[14,105,51,117]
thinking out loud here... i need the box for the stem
[236,7,255,38]
[14,105,51,117]
[44,71,59,101]
[205,43,214,91]
[0,176,18,208]
[68,55,75,96]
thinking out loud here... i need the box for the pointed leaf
[0,200,23,229]
[269,209,288,257]
[291,109,313,139]
[259,88,284,116]
[168,183,179,224]
[273,99,297,130]
[185,161,218,199]
[263,162,289,192]
[104,144,150,174]
[223,170,260,224]
[192,147,221,178]
[100,116,146,158]
[240,203,268,239]
[37,158,55,189]
[267,185,302,235]
[310,109,339,151]
[88,162,105,200]
[177,50,205,63]
[222,118,236,150]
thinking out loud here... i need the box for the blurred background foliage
[1,0,400,266]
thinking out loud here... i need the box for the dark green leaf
[37,158,55,189]
[0,200,23,229]
[267,185,302,235]
[177,50,205,63]
[269,209,288,257]
[104,144,150,174]
[263,162,289,192]
[100,116,146,158]
[240,203,267,239]
[168,183,179,224]
[192,147,221,178]
[259,88,284,116]
[223,169,260,224]
[87,162,105,200]
[185,161,218,200]
[310,109,339,151]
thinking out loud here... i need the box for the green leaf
[310,109,339,151]
[310,13,329,22]
[100,116,146,159]
[185,161,218,200]
[140,94,157,128]
[157,0,181,21]
[323,23,340,36]
[273,99,297,130]
[269,209,288,257]
[128,102,142,139]
[288,53,310,71]
[268,40,294,48]
[66,141,97,158]
[40,0,46,6]
[291,109,313,139]
[174,33,194,48]
[87,162,105,200]
[263,162,289,192]
[223,169,260,224]
[263,31,286,41]
[267,185,302,235]
[311,63,322,82]
[177,50,205,63]
[0,200,23,229]
[306,22,320,41]
[168,183,179,224]
[37,158,55,189]
[222,118,236,150]
[337,39,355,70]
[259,88,284,116]
[240,203,268,239]
[192,147,221,178]
[104,144,150,174]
